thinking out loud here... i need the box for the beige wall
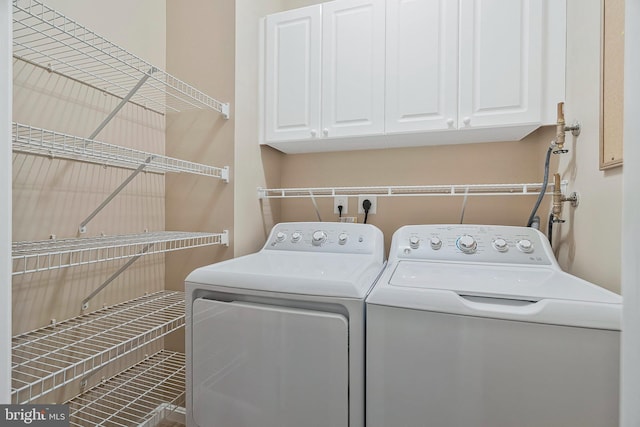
[12,0,168,401]
[165,0,236,351]
[554,0,623,292]
[277,130,558,256]
[235,0,623,294]
[235,0,286,256]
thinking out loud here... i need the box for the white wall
[1,0,11,404]
[621,1,640,425]
[234,0,286,256]
[555,0,623,292]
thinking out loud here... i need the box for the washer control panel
[392,225,554,265]
[264,222,384,255]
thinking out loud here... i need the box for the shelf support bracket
[81,243,153,311]
[88,67,157,141]
[79,156,155,233]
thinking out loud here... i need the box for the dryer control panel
[264,222,385,256]
[391,225,555,266]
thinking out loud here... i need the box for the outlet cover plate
[358,196,377,214]
[334,196,348,214]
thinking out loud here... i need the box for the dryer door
[192,298,349,427]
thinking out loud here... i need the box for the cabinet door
[385,0,458,133]
[264,5,322,142]
[322,0,385,139]
[459,0,542,129]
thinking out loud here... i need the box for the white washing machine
[185,222,385,427]
[366,224,621,427]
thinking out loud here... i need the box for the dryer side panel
[192,298,349,427]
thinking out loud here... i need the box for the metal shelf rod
[258,183,554,199]
[11,292,185,404]
[66,350,185,427]
[12,231,229,275]
[13,0,230,117]
[13,123,230,179]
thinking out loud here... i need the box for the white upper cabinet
[385,0,459,133]
[263,0,384,144]
[264,5,322,142]
[262,0,564,153]
[458,0,542,129]
[322,0,386,138]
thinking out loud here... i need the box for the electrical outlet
[358,196,377,215]
[334,196,348,214]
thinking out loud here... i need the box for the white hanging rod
[12,230,229,275]
[66,350,185,426]
[258,183,554,199]
[13,123,230,180]
[11,291,185,404]
[13,0,230,118]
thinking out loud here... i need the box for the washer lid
[389,261,621,304]
[186,251,384,299]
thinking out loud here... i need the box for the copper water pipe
[552,173,563,222]
[556,103,566,151]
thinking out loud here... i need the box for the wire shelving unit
[258,183,556,199]
[66,350,185,426]
[12,0,229,118]
[12,122,230,180]
[12,231,229,276]
[11,291,185,404]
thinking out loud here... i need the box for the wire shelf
[13,0,229,117]
[13,231,229,275]
[12,122,229,180]
[258,183,554,199]
[66,350,185,427]
[11,292,185,404]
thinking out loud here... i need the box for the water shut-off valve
[551,173,579,224]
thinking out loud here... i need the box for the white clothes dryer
[366,224,621,427]
[185,222,385,427]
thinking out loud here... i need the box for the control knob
[493,238,508,252]
[291,232,302,243]
[312,230,328,246]
[409,236,420,249]
[457,235,477,254]
[275,232,286,243]
[338,233,349,245]
[517,239,534,253]
[430,237,442,250]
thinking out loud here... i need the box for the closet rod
[258,182,563,199]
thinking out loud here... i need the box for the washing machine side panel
[366,304,620,427]
[192,298,349,427]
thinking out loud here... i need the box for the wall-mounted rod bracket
[87,67,157,142]
[221,166,230,183]
[221,103,231,120]
[221,230,230,246]
[79,156,155,233]
[81,244,153,311]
